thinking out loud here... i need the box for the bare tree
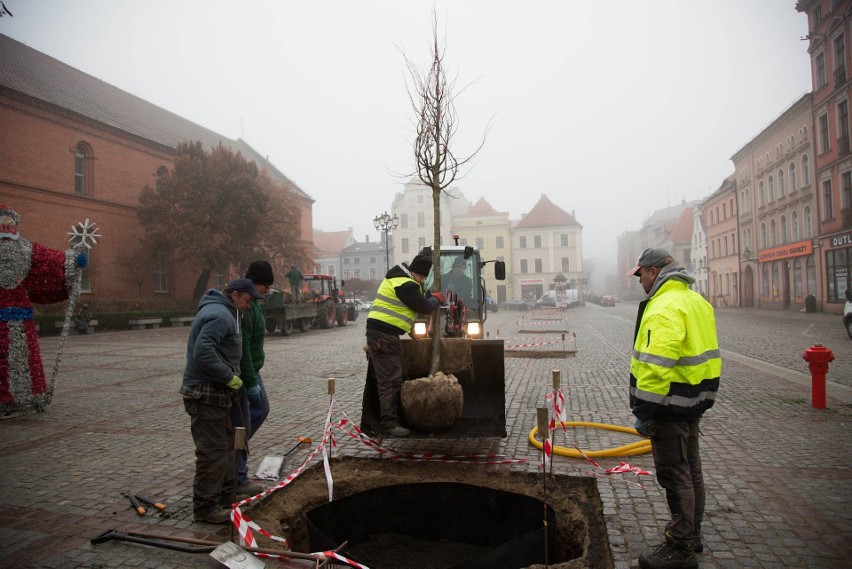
[402,11,487,374]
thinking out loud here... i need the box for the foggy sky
[1,0,812,266]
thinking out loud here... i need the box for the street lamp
[373,210,399,272]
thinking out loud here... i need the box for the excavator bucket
[361,338,506,439]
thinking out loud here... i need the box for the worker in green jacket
[628,247,721,569]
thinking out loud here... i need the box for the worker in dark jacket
[363,253,442,437]
[628,247,721,569]
[180,278,262,524]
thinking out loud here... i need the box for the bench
[128,317,162,330]
[56,319,99,334]
[171,316,195,327]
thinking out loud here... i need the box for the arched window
[156,166,170,189]
[74,142,94,195]
[794,258,803,298]
[778,169,785,197]
[770,219,777,246]
[792,210,800,241]
[759,181,765,206]
[789,162,798,192]
[768,176,775,202]
[804,206,813,237]
[760,222,767,248]
[780,215,788,243]
[802,155,810,186]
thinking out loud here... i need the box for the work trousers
[649,416,705,541]
[230,376,270,486]
[365,329,403,429]
[184,398,236,517]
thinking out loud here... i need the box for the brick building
[0,34,313,305]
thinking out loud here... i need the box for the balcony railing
[843,205,852,229]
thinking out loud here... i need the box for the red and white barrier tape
[505,338,565,348]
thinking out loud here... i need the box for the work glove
[226,375,243,390]
[246,384,263,404]
[431,291,445,304]
[634,418,650,437]
[75,251,88,268]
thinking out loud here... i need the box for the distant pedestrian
[75,303,92,334]
[180,278,263,524]
[285,265,302,302]
[628,247,721,569]
[231,261,274,497]
[362,253,442,437]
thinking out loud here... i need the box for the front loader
[361,244,508,438]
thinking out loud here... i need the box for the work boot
[666,529,703,553]
[237,481,264,496]
[194,507,233,524]
[638,538,697,569]
[387,425,411,437]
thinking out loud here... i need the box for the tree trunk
[192,269,212,304]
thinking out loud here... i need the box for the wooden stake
[537,406,550,568]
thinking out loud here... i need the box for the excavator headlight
[466,321,481,338]
[413,322,428,337]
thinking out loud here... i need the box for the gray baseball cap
[628,247,672,276]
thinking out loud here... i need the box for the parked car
[501,298,530,311]
[354,299,372,312]
[600,295,616,307]
[486,296,499,312]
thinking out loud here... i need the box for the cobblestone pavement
[0,303,849,568]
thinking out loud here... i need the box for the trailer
[262,274,355,335]
[262,290,321,335]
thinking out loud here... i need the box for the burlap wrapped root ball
[400,372,464,432]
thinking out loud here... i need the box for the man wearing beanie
[363,252,442,437]
[230,260,274,496]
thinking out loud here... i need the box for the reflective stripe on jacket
[367,275,421,333]
[630,278,721,420]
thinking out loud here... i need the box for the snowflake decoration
[67,218,101,250]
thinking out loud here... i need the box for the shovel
[284,436,312,457]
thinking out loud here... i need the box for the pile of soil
[241,456,613,569]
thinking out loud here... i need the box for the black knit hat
[408,253,432,276]
[245,260,275,286]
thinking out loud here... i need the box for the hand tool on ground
[91,528,347,566]
[283,436,312,457]
[124,493,146,516]
[133,494,166,511]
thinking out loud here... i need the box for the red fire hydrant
[802,344,835,409]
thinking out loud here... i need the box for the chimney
[365,234,370,243]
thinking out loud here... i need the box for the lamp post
[373,211,399,272]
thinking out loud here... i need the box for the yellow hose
[528,421,653,458]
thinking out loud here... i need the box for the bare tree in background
[402,11,487,374]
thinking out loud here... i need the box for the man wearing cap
[441,256,474,306]
[231,261,274,497]
[363,253,442,437]
[628,248,721,569]
[180,278,263,524]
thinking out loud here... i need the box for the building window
[401,237,409,254]
[802,155,810,186]
[759,181,765,207]
[835,33,847,78]
[780,215,788,243]
[344,269,350,279]
[155,250,168,293]
[816,51,827,89]
[354,257,360,264]
[369,267,376,280]
[819,113,831,154]
[792,210,800,241]
[826,249,851,303]
[400,214,408,229]
[560,233,568,246]
[533,235,542,248]
[519,236,527,248]
[418,237,425,249]
[343,258,350,265]
[561,257,570,272]
[822,180,834,221]
[843,171,852,209]
[417,212,425,228]
[760,223,767,248]
[74,142,94,195]
[794,258,803,298]
[789,162,798,193]
[496,236,504,249]
[534,258,542,273]
[769,176,775,202]
[475,237,484,250]
[369,256,376,263]
[778,169,785,197]
[762,266,770,298]
[838,99,850,152]
[354,268,361,279]
[770,219,777,247]
[804,206,813,237]
[328,265,335,277]
[520,259,528,274]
